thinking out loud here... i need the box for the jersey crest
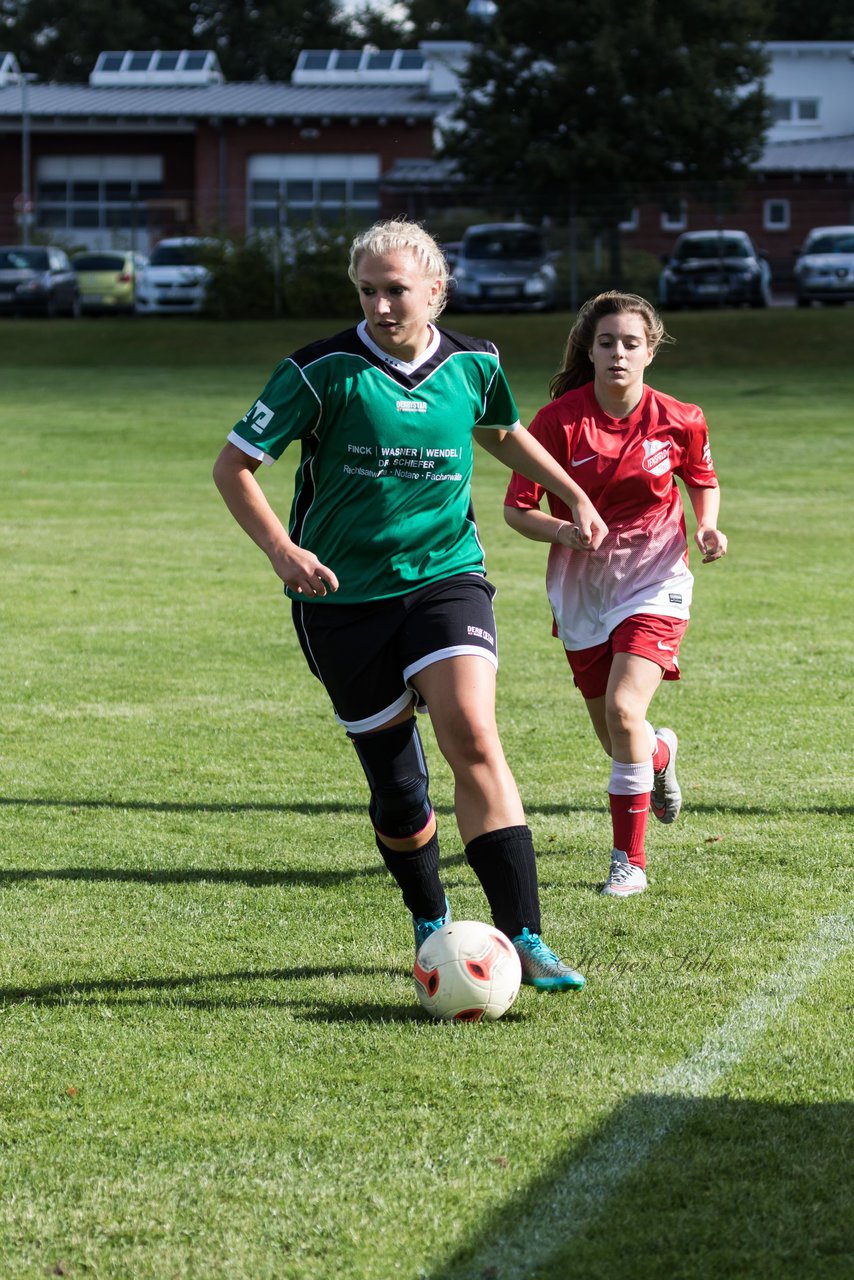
[642,438,673,476]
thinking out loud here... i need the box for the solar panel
[292,49,431,85]
[90,50,224,86]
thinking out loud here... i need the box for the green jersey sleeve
[228,358,322,461]
[477,362,521,432]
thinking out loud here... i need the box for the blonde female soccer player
[504,291,727,897]
[213,219,608,988]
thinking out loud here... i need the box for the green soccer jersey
[227,321,521,604]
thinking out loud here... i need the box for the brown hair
[348,218,449,321]
[549,291,671,400]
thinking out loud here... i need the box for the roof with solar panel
[0,45,471,119]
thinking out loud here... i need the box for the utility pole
[18,72,37,246]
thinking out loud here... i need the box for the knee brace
[349,718,432,841]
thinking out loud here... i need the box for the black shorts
[292,574,498,732]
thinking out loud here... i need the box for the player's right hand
[272,545,339,596]
[572,500,609,551]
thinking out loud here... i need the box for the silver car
[448,223,557,312]
[794,226,854,307]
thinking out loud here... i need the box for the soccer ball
[413,920,522,1022]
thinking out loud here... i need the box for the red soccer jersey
[505,382,719,649]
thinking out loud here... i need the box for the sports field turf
[2,309,852,1279]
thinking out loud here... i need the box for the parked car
[448,223,557,312]
[134,237,212,314]
[0,245,81,317]
[659,230,772,309]
[793,225,854,307]
[72,249,148,314]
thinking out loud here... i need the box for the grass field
[2,309,853,1279]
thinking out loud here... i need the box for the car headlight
[16,273,50,295]
[523,275,549,297]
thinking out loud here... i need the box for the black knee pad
[349,718,432,841]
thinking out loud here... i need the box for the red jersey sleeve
[674,403,719,489]
[504,404,564,510]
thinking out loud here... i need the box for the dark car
[659,230,772,310]
[793,225,854,307]
[0,245,81,317]
[448,223,557,312]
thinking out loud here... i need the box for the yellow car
[71,250,148,315]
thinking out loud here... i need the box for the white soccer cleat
[601,849,648,897]
[651,727,682,824]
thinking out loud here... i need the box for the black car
[659,230,772,310]
[0,245,81,317]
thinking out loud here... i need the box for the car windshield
[0,248,49,270]
[805,232,854,254]
[150,244,202,266]
[464,230,545,260]
[676,237,751,260]
[73,254,127,271]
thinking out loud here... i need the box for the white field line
[456,907,853,1280]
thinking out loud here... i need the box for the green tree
[2,0,356,82]
[765,0,854,38]
[191,0,353,83]
[443,0,772,282]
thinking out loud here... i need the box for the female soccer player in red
[504,291,727,896]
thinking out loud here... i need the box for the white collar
[357,320,440,374]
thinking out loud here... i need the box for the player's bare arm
[213,442,339,596]
[473,425,608,549]
[502,502,592,551]
[686,483,727,564]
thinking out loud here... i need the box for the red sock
[609,792,649,870]
[651,735,670,774]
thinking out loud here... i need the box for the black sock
[464,825,541,939]
[375,831,445,920]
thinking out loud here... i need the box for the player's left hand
[696,527,728,563]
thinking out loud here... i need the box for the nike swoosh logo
[628,807,647,814]
[657,642,674,651]
[571,454,597,467]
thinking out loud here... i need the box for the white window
[661,201,687,232]
[619,208,639,233]
[763,199,790,232]
[771,98,820,124]
[248,154,380,231]
[35,155,164,236]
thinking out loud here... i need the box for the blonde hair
[550,291,671,400]
[348,218,449,320]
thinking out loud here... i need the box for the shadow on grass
[432,1094,854,1280]
[2,795,851,818]
[0,854,468,888]
[0,964,418,1020]
[0,962,531,1023]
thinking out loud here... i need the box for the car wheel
[45,295,59,319]
[796,296,811,308]
[68,293,81,319]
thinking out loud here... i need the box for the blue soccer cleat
[412,896,451,956]
[512,928,585,992]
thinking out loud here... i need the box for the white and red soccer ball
[413,920,522,1022]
